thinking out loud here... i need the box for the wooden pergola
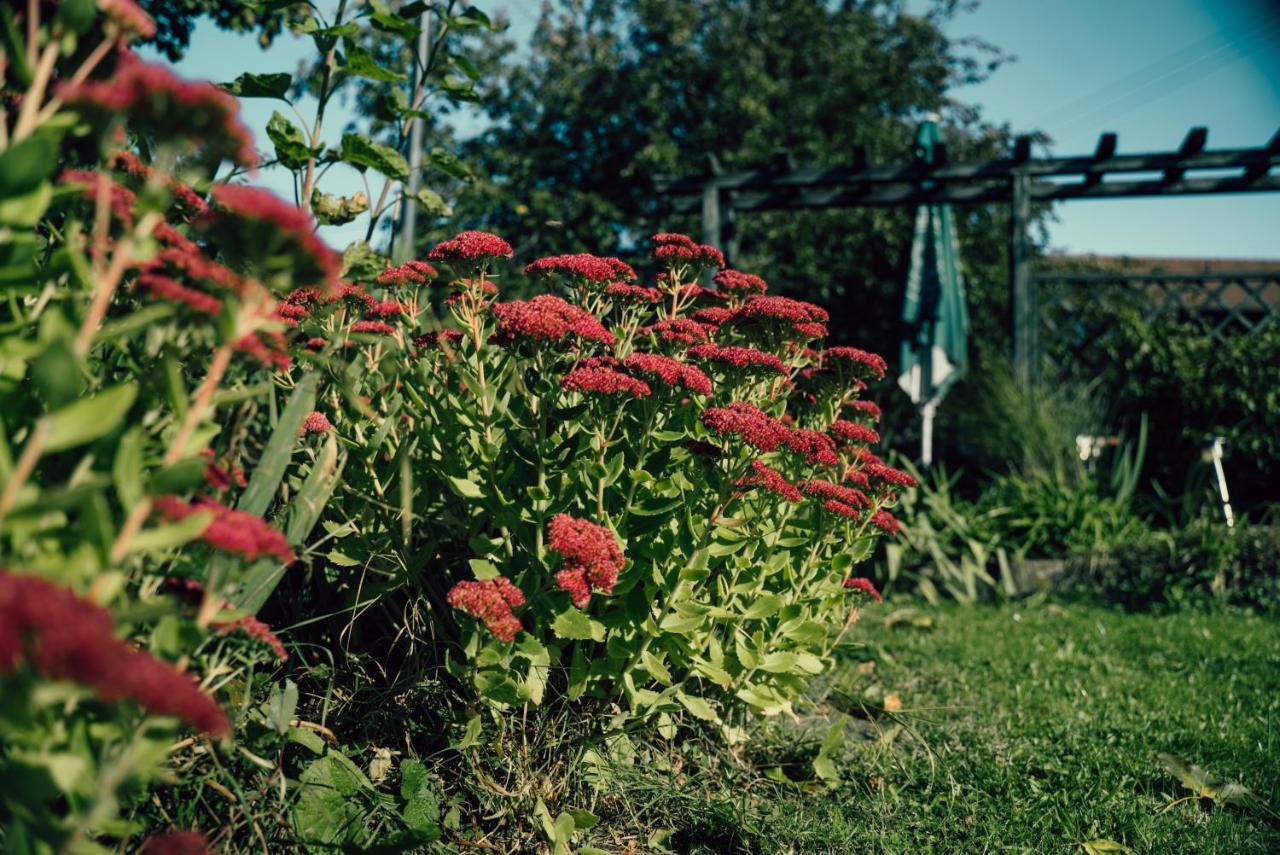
[655,126,1280,385]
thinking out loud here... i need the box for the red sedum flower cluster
[427,230,514,264]
[59,53,256,167]
[525,254,636,284]
[548,514,625,608]
[700,402,791,452]
[0,572,229,736]
[491,295,613,347]
[377,260,438,288]
[154,496,295,563]
[446,577,525,642]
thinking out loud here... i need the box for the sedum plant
[1,0,907,849]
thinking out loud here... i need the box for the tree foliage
[445,0,1018,367]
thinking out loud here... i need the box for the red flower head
[784,428,840,468]
[202,449,247,492]
[100,0,158,40]
[109,151,208,218]
[329,282,375,310]
[365,298,413,319]
[636,317,711,350]
[654,242,725,269]
[349,320,396,335]
[377,260,438,288]
[605,283,662,305]
[713,269,768,297]
[213,615,288,661]
[302,411,332,433]
[823,347,888,381]
[561,357,652,399]
[699,402,791,452]
[200,185,341,295]
[154,496,295,563]
[59,169,137,227]
[491,295,613,347]
[687,343,787,376]
[59,53,256,167]
[823,499,862,520]
[525,253,637,284]
[843,577,883,603]
[136,273,222,316]
[735,460,803,503]
[0,572,230,737]
[235,330,292,372]
[870,510,902,535]
[691,306,734,328]
[651,233,696,249]
[845,399,882,422]
[863,462,918,490]
[729,296,830,342]
[622,352,713,397]
[800,479,871,509]
[548,515,625,608]
[446,577,525,642]
[829,419,881,447]
[427,230,513,266]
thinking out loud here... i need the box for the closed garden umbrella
[898,117,969,465]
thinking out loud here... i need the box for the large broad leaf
[342,45,406,82]
[398,759,442,840]
[551,609,605,642]
[341,132,410,181]
[427,147,471,182]
[294,751,375,848]
[267,111,314,170]
[220,72,292,101]
[45,383,137,453]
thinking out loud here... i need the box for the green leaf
[112,427,145,509]
[1082,841,1132,855]
[640,650,673,686]
[31,337,84,408]
[267,680,299,734]
[427,147,471,182]
[0,182,53,228]
[266,111,313,170]
[741,593,783,620]
[448,476,483,499]
[341,132,410,181]
[327,550,361,567]
[45,383,137,453]
[409,186,451,216]
[220,72,293,101]
[551,609,605,642]
[0,134,58,197]
[294,751,375,846]
[398,759,442,839]
[370,10,419,38]
[56,0,95,33]
[675,690,719,722]
[342,45,407,82]
[469,558,499,580]
[126,511,213,556]
[238,373,317,515]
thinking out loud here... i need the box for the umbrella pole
[921,400,937,466]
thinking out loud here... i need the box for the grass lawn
[597,600,1280,853]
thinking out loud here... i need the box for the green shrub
[1064,522,1280,612]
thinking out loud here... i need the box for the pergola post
[1009,169,1035,388]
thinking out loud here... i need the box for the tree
[443,0,1019,378]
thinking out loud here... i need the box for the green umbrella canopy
[898,118,970,408]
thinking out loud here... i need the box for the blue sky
[151,0,1280,259]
